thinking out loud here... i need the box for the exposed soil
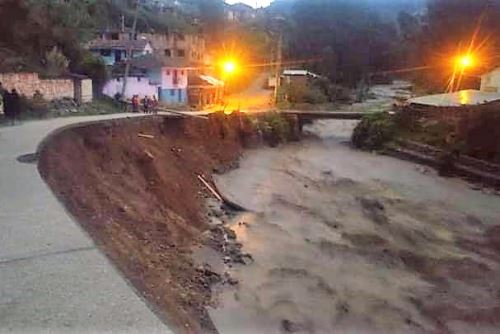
[37,113,265,333]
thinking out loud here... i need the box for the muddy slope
[38,114,252,333]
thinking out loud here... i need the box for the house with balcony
[140,31,210,67]
[87,28,153,66]
[103,54,190,104]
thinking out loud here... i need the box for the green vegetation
[277,77,353,110]
[252,112,294,146]
[352,112,396,150]
[0,0,203,80]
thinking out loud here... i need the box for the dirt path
[210,122,500,333]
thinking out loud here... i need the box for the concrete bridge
[281,110,365,120]
[280,110,365,130]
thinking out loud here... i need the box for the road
[222,72,273,112]
[0,114,173,333]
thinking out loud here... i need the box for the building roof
[87,39,150,51]
[408,90,500,107]
[188,74,224,87]
[282,69,319,77]
[129,54,190,69]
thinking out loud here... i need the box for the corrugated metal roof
[282,70,319,77]
[408,90,500,107]
[128,54,189,69]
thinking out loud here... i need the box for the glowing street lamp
[224,61,236,74]
[221,60,238,75]
[456,54,475,69]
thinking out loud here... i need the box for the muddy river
[205,113,500,334]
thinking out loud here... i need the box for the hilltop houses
[88,29,153,66]
[103,53,223,107]
[88,25,223,108]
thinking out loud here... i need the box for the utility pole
[272,16,285,106]
[121,0,140,100]
[273,31,283,105]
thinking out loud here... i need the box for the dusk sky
[226,0,272,8]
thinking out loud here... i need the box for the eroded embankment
[37,114,286,333]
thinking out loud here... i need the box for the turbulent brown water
[208,116,500,333]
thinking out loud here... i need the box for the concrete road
[222,73,273,112]
[0,114,173,333]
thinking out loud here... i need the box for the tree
[282,0,401,87]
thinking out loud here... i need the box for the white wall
[102,77,159,100]
[161,67,188,89]
[481,68,500,92]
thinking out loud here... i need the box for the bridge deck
[281,110,365,120]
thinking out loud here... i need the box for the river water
[208,86,500,334]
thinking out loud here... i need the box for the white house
[103,54,190,104]
[481,67,500,93]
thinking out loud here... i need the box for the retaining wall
[0,73,74,100]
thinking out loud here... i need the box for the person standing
[10,89,20,123]
[131,95,139,113]
[143,95,150,114]
[0,82,5,116]
[151,95,158,114]
[3,88,12,122]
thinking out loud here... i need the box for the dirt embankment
[37,114,279,333]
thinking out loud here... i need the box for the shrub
[352,112,396,150]
[44,47,69,77]
[285,84,328,104]
[251,112,293,146]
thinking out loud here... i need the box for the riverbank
[37,113,299,333]
[210,119,500,334]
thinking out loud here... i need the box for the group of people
[131,95,159,114]
[0,82,21,123]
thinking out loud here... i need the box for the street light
[456,54,475,69]
[223,60,236,74]
[222,60,238,75]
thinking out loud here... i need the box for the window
[181,70,184,75]
[177,49,185,57]
[111,33,119,40]
[173,69,179,85]
[176,33,185,41]
[100,49,111,57]
[164,49,171,57]
[170,89,175,96]
[166,69,171,76]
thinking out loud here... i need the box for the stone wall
[0,72,74,101]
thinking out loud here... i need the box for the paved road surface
[223,73,273,112]
[0,114,173,334]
